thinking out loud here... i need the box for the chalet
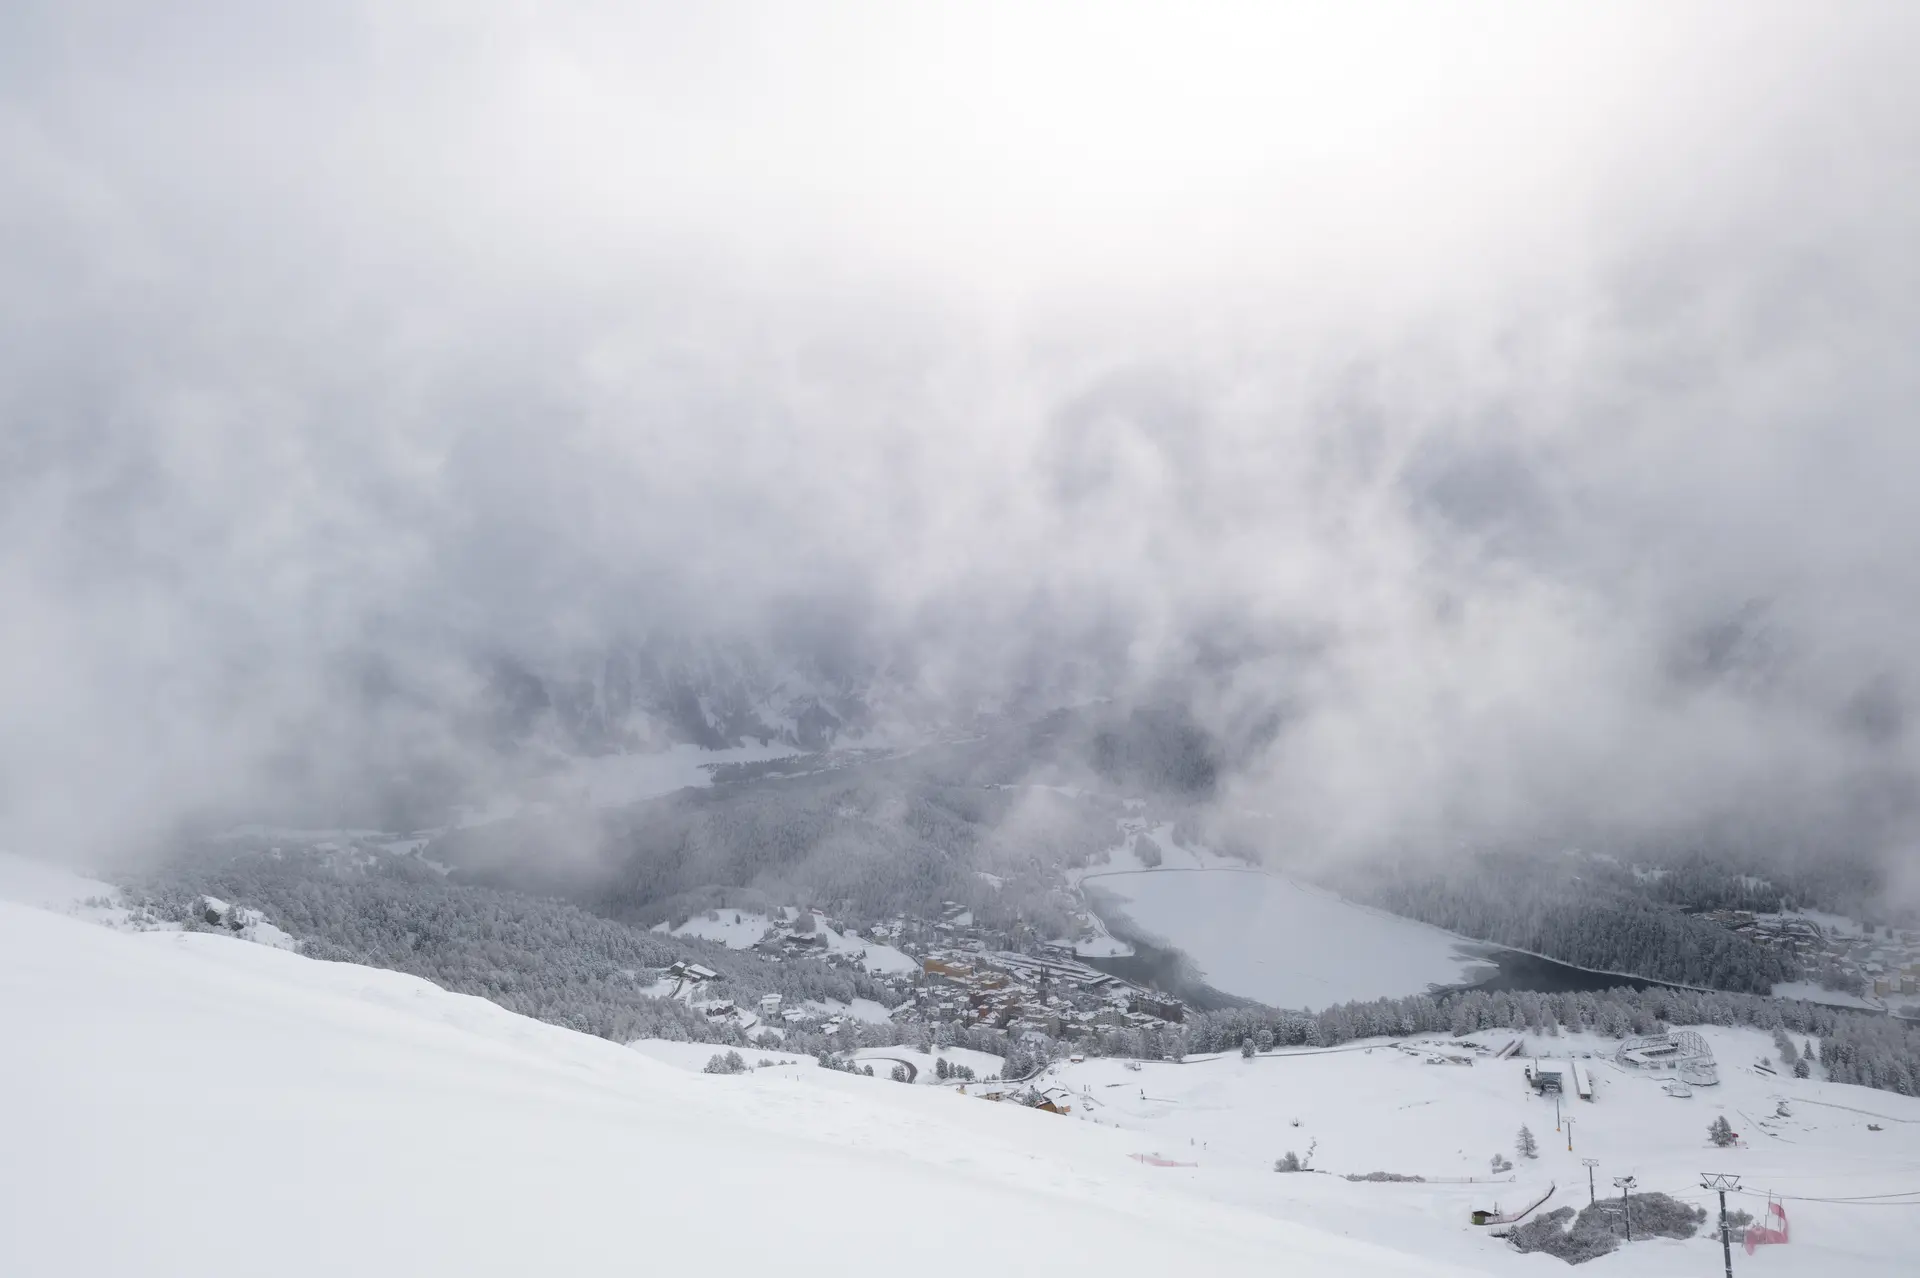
[1030,1086,1075,1114]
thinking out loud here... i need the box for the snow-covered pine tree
[1517,1125,1539,1159]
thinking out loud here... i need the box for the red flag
[1744,1200,1789,1254]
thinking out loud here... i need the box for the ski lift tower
[1701,1174,1741,1278]
[1613,1175,1637,1241]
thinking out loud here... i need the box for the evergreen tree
[1517,1125,1539,1159]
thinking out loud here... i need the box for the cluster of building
[1699,910,1825,957]
[658,901,1191,1045]
[681,988,867,1037]
[750,926,855,968]
[1702,910,1920,999]
[898,940,1183,1041]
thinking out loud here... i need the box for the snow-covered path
[0,900,1482,1277]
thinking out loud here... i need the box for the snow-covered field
[0,896,1480,1278]
[665,908,778,948]
[849,1044,1007,1082]
[1040,1030,1920,1276]
[1771,980,1880,1011]
[1087,867,1490,1007]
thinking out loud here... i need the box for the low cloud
[4,2,1918,875]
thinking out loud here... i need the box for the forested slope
[1334,854,1800,993]
[124,851,893,1042]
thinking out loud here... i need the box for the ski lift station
[1613,1029,1719,1086]
[1523,1058,1593,1100]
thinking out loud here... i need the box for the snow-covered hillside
[849,1044,1007,1082]
[661,909,919,975]
[0,852,125,921]
[0,897,1480,1278]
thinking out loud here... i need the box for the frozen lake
[1084,869,1492,1009]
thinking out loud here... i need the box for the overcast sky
[4,2,1919,873]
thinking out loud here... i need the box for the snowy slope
[0,852,121,913]
[1045,1030,1920,1276]
[665,908,777,948]
[849,1044,1007,1082]
[815,922,919,974]
[0,899,1484,1278]
[662,910,918,974]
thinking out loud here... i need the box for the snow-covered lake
[1085,869,1491,1009]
